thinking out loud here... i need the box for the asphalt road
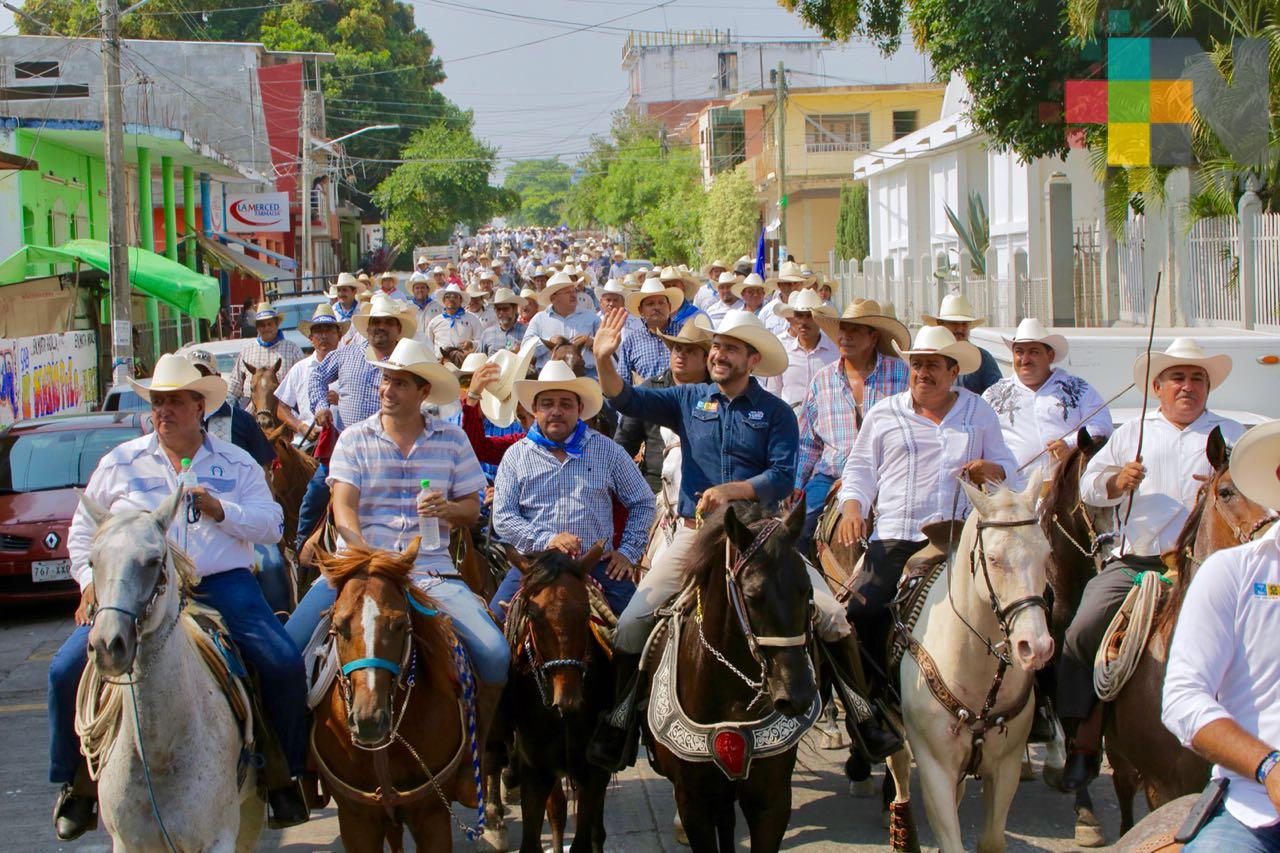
[1,601,1145,851]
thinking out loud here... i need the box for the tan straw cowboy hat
[327,272,361,299]
[250,301,283,324]
[128,353,228,411]
[491,287,521,306]
[352,292,418,339]
[893,325,981,375]
[1132,337,1232,390]
[730,272,775,300]
[1227,420,1280,510]
[625,278,684,317]
[514,360,604,421]
[700,258,729,279]
[714,309,789,377]
[537,271,577,306]
[659,265,700,299]
[657,315,714,348]
[447,351,490,376]
[299,302,350,337]
[1002,318,1069,364]
[815,298,910,355]
[922,293,985,326]
[366,338,459,405]
[765,260,809,287]
[771,288,838,319]
[481,339,540,427]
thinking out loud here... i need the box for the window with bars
[804,113,871,153]
[892,110,918,140]
[717,52,738,96]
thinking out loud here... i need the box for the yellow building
[729,82,946,275]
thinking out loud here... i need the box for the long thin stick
[1122,269,1163,534]
[1016,382,1135,473]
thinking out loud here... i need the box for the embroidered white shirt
[982,368,1114,471]
[839,389,1020,542]
[1080,409,1245,558]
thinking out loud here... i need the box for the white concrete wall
[0,127,23,261]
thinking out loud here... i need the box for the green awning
[0,239,220,320]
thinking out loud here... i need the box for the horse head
[1041,427,1112,635]
[542,336,587,377]
[320,537,450,747]
[962,469,1055,672]
[508,541,606,716]
[719,500,816,717]
[82,489,186,677]
[246,357,283,431]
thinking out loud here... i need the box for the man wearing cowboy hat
[704,270,744,324]
[184,348,277,466]
[590,307,893,768]
[228,301,305,403]
[51,355,309,838]
[836,326,1019,703]
[467,282,498,328]
[329,272,362,322]
[489,361,656,620]
[762,261,812,337]
[1161,419,1280,849]
[478,288,527,356]
[764,289,840,408]
[1058,338,1245,791]
[596,279,627,323]
[658,266,709,332]
[518,287,540,326]
[794,299,910,548]
[273,303,348,438]
[922,293,1002,395]
[522,271,601,374]
[982,318,1113,472]
[732,272,773,317]
[407,272,444,345]
[428,283,485,359]
[608,248,628,281]
[376,271,406,303]
[694,259,729,312]
[617,276,688,383]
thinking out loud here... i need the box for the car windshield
[0,427,141,492]
[105,388,148,412]
[276,300,324,330]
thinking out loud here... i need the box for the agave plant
[943,191,990,275]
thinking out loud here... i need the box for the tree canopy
[835,182,869,262]
[700,168,760,266]
[503,159,572,227]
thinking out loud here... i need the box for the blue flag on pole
[754,227,766,276]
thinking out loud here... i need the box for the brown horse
[245,359,317,549]
[539,336,587,377]
[1104,426,1275,833]
[311,539,475,852]
[645,501,819,853]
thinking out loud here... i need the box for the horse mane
[1155,477,1213,638]
[520,549,585,597]
[1041,441,1088,535]
[684,502,771,591]
[167,542,200,590]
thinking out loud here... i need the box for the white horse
[886,472,1055,853]
[80,488,264,852]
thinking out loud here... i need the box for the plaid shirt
[479,322,527,356]
[617,324,671,381]
[228,335,304,400]
[309,338,382,432]
[492,428,656,563]
[795,353,910,487]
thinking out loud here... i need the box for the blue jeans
[1185,801,1280,852]
[295,462,330,552]
[489,561,636,624]
[287,575,510,684]
[799,472,836,550]
[48,568,307,784]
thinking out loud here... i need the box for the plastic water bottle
[418,478,441,550]
[178,457,198,490]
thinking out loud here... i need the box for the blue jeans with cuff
[799,472,836,551]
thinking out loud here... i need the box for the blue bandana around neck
[412,295,434,309]
[334,302,357,320]
[526,419,589,458]
[442,306,466,327]
[257,332,282,347]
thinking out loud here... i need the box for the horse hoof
[673,815,689,847]
[1074,822,1106,847]
[821,727,851,750]
[502,784,520,805]
[849,777,877,798]
[476,826,508,852]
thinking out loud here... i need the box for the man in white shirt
[522,271,600,374]
[762,261,812,337]
[406,272,444,345]
[732,272,773,317]
[1059,338,1244,791]
[376,271,405,303]
[983,318,1113,472]
[274,302,346,436]
[836,326,1018,694]
[1162,420,1280,850]
[693,259,728,312]
[428,283,484,360]
[764,289,839,408]
[703,270,742,323]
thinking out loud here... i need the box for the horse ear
[505,545,531,574]
[245,362,258,375]
[540,337,556,351]
[1206,425,1228,470]
[1020,466,1044,504]
[782,496,806,541]
[403,536,421,565]
[272,357,282,377]
[722,504,752,550]
[151,488,184,532]
[1077,426,1093,452]
[579,540,606,573]
[77,490,110,526]
[960,478,993,518]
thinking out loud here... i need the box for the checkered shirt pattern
[617,324,672,381]
[229,336,304,400]
[309,337,382,432]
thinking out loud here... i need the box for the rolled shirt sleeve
[216,459,283,545]
[838,410,881,514]
[1080,421,1130,508]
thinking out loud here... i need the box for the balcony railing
[805,141,870,153]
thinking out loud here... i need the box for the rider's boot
[267,779,311,829]
[52,765,97,841]
[1062,704,1104,792]
[587,651,643,772]
[823,634,903,762]
[1028,669,1060,744]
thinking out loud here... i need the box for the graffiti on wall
[0,331,98,426]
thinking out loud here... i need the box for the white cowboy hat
[659,265,700,299]
[465,285,488,300]
[733,255,754,273]
[519,287,539,303]
[251,301,283,324]
[481,339,540,427]
[611,247,625,260]
[447,351,490,376]
[491,287,521,306]
[598,279,626,297]
[406,271,437,294]
[626,278,685,317]
[1132,337,1233,390]
[714,310,789,377]
[379,271,398,283]
[327,272,361,299]
[128,353,228,412]
[514,360,604,421]
[765,260,808,287]
[701,258,729,279]
[772,288,838,319]
[299,302,350,337]
[438,282,466,299]
[1228,420,1280,509]
[367,338,459,405]
[429,265,446,276]
[814,298,910,355]
[352,292,418,339]
[1002,318,1070,364]
[537,271,578,306]
[893,325,981,375]
[730,272,775,300]
[922,293,985,326]
[657,314,714,348]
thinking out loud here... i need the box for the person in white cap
[478,288,526,355]
[1161,419,1280,850]
[982,318,1113,472]
[428,283,484,360]
[922,293,1002,395]
[407,272,444,344]
[328,272,361,322]
[764,289,840,408]
[704,270,744,324]
[694,259,729,312]
[227,301,305,404]
[522,271,601,374]
[1058,338,1244,792]
[273,303,348,438]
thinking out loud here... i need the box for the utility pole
[774,61,787,267]
[100,0,132,385]
[298,84,312,295]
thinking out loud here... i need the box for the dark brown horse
[1104,426,1275,833]
[246,359,317,549]
[311,539,474,852]
[645,501,818,853]
[539,336,587,377]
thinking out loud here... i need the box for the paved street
[2,602,1145,851]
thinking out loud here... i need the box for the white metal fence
[1184,216,1241,327]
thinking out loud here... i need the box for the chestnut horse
[245,359,317,550]
[311,539,477,852]
[645,501,819,853]
[1103,426,1276,833]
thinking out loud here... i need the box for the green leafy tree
[504,159,572,226]
[835,182,870,262]
[372,117,515,251]
[700,168,759,266]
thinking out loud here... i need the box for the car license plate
[32,559,71,583]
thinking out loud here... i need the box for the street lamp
[315,124,400,152]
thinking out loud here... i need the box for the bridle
[1183,470,1278,566]
[1051,494,1114,560]
[90,551,182,685]
[971,518,1051,648]
[518,599,590,708]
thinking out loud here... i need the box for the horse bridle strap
[722,519,810,661]
[341,657,400,677]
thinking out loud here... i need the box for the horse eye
[1218,487,1235,500]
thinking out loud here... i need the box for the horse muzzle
[88,615,138,677]
[766,650,817,717]
[254,412,277,431]
[349,704,392,747]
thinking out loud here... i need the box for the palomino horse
[498,543,614,853]
[1103,426,1275,833]
[645,501,820,853]
[78,489,264,850]
[886,472,1054,853]
[311,539,478,852]
[246,359,318,550]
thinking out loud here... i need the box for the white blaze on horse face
[361,594,381,692]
